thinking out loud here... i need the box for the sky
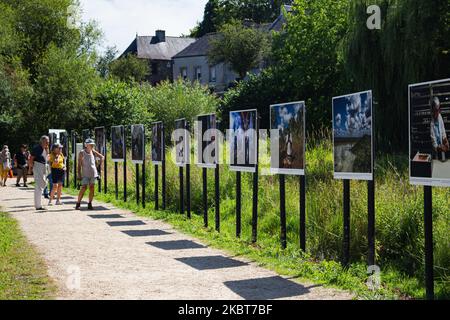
[79,0,207,55]
[333,92,372,138]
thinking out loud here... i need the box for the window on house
[180,67,188,80]
[195,66,202,81]
[209,65,216,83]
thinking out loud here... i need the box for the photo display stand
[162,124,166,210]
[111,126,126,201]
[131,125,145,207]
[229,110,258,239]
[196,114,219,228]
[408,79,450,300]
[151,122,164,211]
[175,119,188,215]
[332,91,375,268]
[94,127,106,194]
[270,101,307,249]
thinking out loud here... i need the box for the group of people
[1,144,30,187]
[2,136,104,211]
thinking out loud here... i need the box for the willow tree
[344,0,450,152]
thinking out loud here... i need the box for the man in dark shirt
[14,144,29,187]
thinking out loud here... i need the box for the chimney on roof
[155,30,166,43]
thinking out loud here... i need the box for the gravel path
[0,181,353,300]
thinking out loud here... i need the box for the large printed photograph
[131,124,145,164]
[409,78,450,187]
[229,109,257,173]
[94,127,106,160]
[270,102,305,175]
[332,91,373,180]
[111,125,125,162]
[152,122,163,164]
[174,119,188,167]
[196,114,217,168]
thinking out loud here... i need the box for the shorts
[51,168,65,184]
[81,177,97,186]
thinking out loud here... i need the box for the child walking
[48,143,66,206]
[76,139,104,210]
[0,145,12,187]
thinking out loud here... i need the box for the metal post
[424,186,434,300]
[180,166,184,214]
[104,143,107,194]
[203,168,208,227]
[186,162,191,219]
[368,179,375,266]
[300,175,306,252]
[162,127,166,210]
[343,179,350,267]
[142,160,146,208]
[236,171,241,238]
[155,165,159,210]
[123,130,127,202]
[136,164,140,205]
[115,162,118,200]
[252,166,258,243]
[280,174,287,249]
[215,165,220,231]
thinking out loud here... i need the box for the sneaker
[44,195,50,199]
[56,200,62,205]
[48,201,53,206]
[75,203,81,210]
[23,184,28,188]
[36,207,47,211]
[16,183,20,187]
[88,203,94,210]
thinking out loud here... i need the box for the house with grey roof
[121,30,195,85]
[172,33,240,94]
[172,5,292,93]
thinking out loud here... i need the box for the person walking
[48,143,66,206]
[29,136,50,211]
[0,145,12,187]
[76,139,104,210]
[14,144,29,187]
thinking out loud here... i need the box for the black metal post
[180,166,184,214]
[252,166,258,243]
[104,144,107,194]
[300,175,306,252]
[343,179,350,267]
[142,160,146,208]
[424,186,434,300]
[186,163,191,219]
[236,171,241,238]
[155,165,159,210]
[203,168,208,227]
[114,162,118,200]
[136,164,140,205]
[280,174,287,249]
[73,140,77,190]
[98,164,102,193]
[368,179,375,266]
[215,165,220,232]
[162,127,166,210]
[123,131,127,202]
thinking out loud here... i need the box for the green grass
[66,131,449,300]
[0,212,55,300]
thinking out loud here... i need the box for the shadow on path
[223,276,312,300]
[122,229,171,237]
[176,255,248,271]
[107,220,146,227]
[147,240,206,250]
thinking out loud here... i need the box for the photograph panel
[270,101,306,176]
[196,114,217,168]
[151,122,163,164]
[229,109,258,173]
[409,79,450,187]
[111,125,125,162]
[131,124,145,164]
[333,91,373,180]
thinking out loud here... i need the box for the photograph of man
[430,96,449,158]
[229,110,257,172]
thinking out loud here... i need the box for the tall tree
[344,0,450,151]
[208,20,270,79]
[109,54,150,83]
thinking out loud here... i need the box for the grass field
[0,212,55,300]
[66,130,449,299]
